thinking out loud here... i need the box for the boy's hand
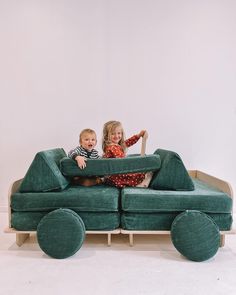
[75,155,87,169]
[138,130,147,138]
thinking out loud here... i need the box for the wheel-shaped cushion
[171,210,220,262]
[37,209,85,259]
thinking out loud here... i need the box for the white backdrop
[1,0,236,209]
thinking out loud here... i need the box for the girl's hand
[138,130,147,138]
[75,155,87,169]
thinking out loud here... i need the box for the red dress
[103,135,145,188]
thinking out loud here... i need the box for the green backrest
[149,149,194,191]
[19,148,70,192]
[60,154,161,177]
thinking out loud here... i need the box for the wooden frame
[4,170,235,247]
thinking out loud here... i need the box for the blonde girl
[102,120,151,188]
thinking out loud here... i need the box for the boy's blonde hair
[79,129,97,144]
[102,121,126,152]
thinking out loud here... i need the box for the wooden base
[4,228,121,247]
[120,230,236,247]
[86,229,120,246]
[220,234,225,247]
[16,233,30,246]
[5,227,235,248]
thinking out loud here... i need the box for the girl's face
[110,126,123,144]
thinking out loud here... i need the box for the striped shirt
[68,146,100,160]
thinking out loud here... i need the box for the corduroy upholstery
[121,179,232,214]
[171,210,220,261]
[60,154,161,177]
[37,209,85,259]
[12,211,120,231]
[150,149,194,190]
[19,148,69,193]
[12,185,120,212]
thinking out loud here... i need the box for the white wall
[1,0,236,209]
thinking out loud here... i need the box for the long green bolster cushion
[150,149,194,191]
[121,179,232,214]
[12,211,120,231]
[37,209,85,259]
[19,148,69,193]
[12,185,120,212]
[60,154,161,177]
[171,210,220,262]
[121,212,232,231]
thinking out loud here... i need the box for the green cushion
[12,211,120,231]
[171,210,220,262]
[60,154,161,177]
[37,209,85,259]
[121,179,232,213]
[12,185,120,212]
[19,148,69,192]
[150,149,194,191]
[121,212,232,231]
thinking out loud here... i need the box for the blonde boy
[68,129,102,186]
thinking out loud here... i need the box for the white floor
[1,212,236,295]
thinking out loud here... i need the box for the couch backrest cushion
[19,148,69,192]
[60,154,161,177]
[149,149,194,191]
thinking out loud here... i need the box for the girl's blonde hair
[102,120,126,152]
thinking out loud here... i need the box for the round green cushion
[171,210,220,262]
[37,209,85,259]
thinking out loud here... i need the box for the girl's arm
[125,130,146,148]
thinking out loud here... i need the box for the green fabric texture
[12,185,120,212]
[171,210,220,262]
[37,209,85,259]
[121,179,232,213]
[121,212,232,231]
[60,154,161,177]
[19,148,69,193]
[150,149,194,190]
[12,211,120,231]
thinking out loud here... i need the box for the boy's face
[80,133,97,151]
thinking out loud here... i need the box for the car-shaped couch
[5,148,234,261]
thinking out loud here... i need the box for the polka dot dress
[103,135,145,188]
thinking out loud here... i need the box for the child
[68,128,102,186]
[102,120,152,188]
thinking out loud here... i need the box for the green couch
[5,148,234,259]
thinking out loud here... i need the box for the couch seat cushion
[12,211,120,231]
[12,185,119,212]
[121,179,232,214]
[121,212,232,231]
[60,154,161,177]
